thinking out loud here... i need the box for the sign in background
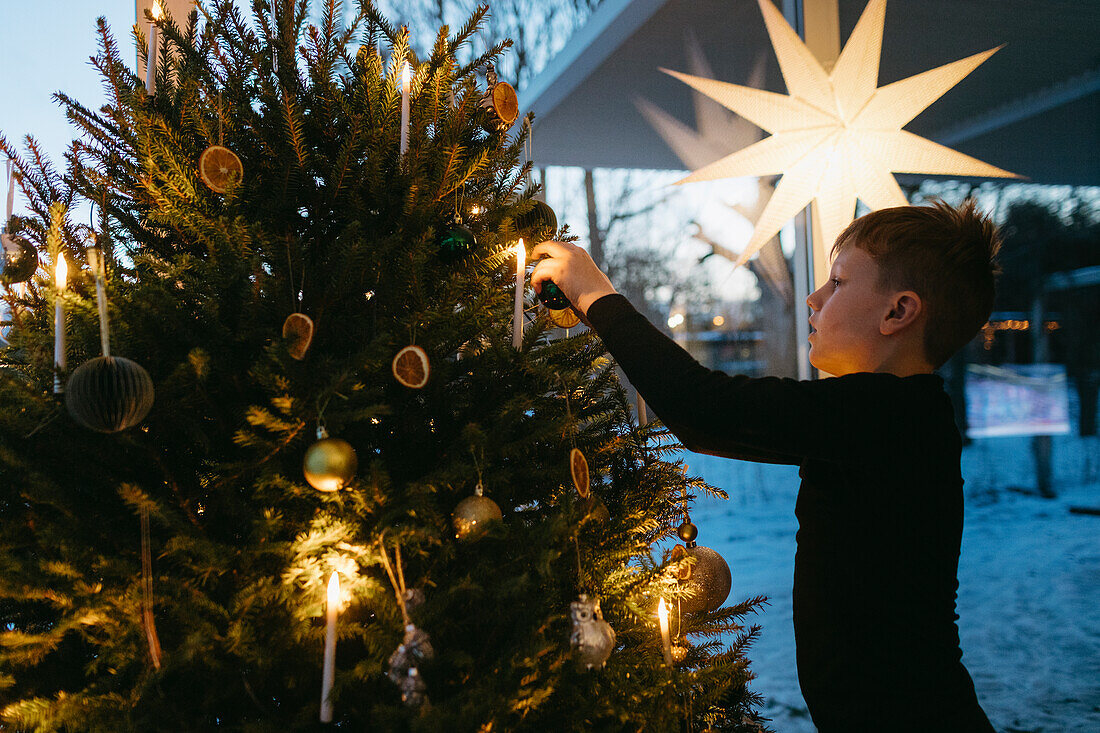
[966,363,1071,438]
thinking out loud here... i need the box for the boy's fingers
[529,258,557,292]
[530,240,570,261]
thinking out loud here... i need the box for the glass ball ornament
[677,520,699,544]
[65,356,155,433]
[438,223,476,262]
[452,484,502,541]
[537,281,571,310]
[670,544,731,614]
[303,427,358,492]
[514,199,557,236]
[0,233,39,285]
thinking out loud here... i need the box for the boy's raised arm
[531,240,875,465]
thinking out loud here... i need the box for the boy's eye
[830,277,841,288]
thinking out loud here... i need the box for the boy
[531,200,998,732]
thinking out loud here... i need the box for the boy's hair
[831,199,1001,368]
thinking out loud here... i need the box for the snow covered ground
[685,433,1100,732]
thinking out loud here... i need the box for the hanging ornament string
[140,505,163,670]
[522,117,534,189]
[378,537,410,625]
[218,90,224,147]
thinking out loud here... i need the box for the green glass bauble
[537,281,570,310]
[438,224,476,262]
[0,233,39,285]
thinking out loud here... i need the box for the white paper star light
[663,0,1021,282]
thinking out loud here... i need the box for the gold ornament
[452,483,502,541]
[670,642,689,664]
[303,427,358,492]
[670,543,731,614]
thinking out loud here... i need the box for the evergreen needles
[0,2,768,730]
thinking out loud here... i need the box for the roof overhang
[522,0,1100,186]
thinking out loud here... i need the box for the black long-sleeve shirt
[587,294,994,732]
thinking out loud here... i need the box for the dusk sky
[1,2,135,203]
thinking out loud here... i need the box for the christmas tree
[0,1,767,729]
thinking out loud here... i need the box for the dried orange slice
[670,544,693,582]
[548,307,580,329]
[282,313,314,360]
[490,82,519,126]
[570,447,590,498]
[392,345,429,388]
[199,145,243,193]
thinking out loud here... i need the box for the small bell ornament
[671,520,731,614]
[569,594,616,669]
[452,481,502,541]
[303,425,358,492]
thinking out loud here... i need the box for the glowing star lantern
[664,0,1020,286]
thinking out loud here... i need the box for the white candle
[53,256,67,394]
[146,2,162,95]
[4,160,14,225]
[399,62,411,157]
[512,239,525,349]
[657,597,673,666]
[320,572,339,723]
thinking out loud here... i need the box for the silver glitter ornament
[569,594,616,669]
[399,667,428,707]
[387,623,434,683]
[671,543,731,614]
[452,483,502,541]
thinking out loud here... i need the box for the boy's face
[806,246,896,376]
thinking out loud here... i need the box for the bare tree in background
[382,0,602,88]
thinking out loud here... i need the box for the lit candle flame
[55,256,67,290]
[401,61,411,88]
[515,238,525,270]
[151,1,163,21]
[327,571,340,611]
[657,596,667,625]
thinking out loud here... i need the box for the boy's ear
[880,291,923,335]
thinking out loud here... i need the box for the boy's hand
[530,241,618,317]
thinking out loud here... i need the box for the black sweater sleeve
[586,294,889,466]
